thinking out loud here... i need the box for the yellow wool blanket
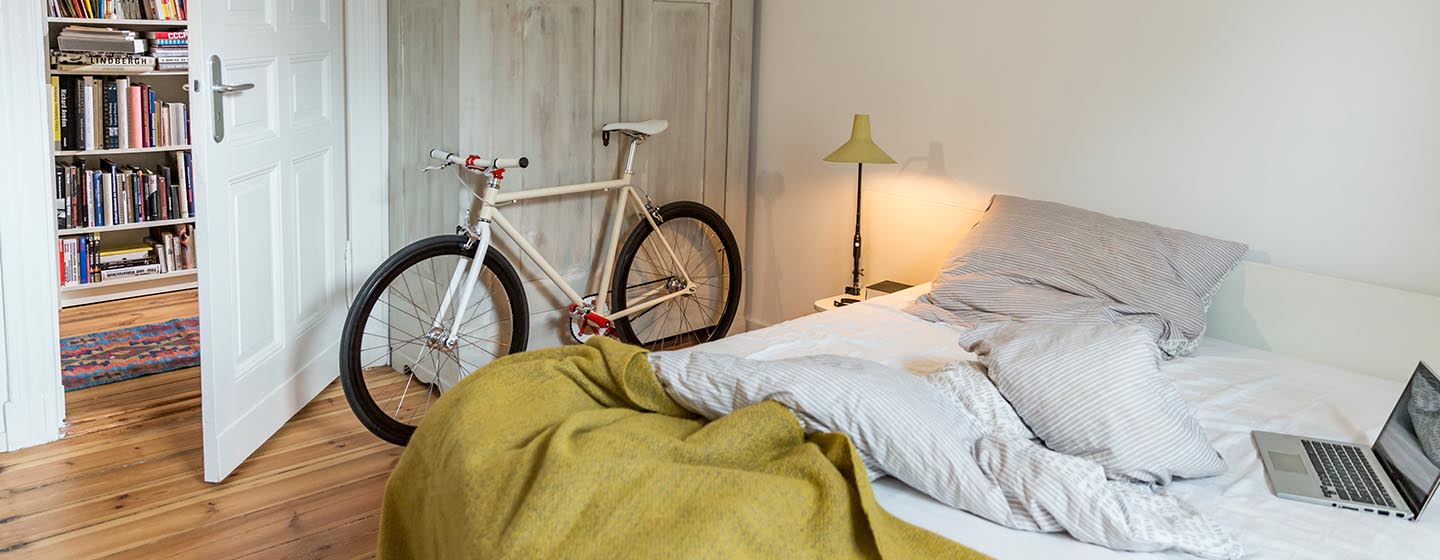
[378,338,988,559]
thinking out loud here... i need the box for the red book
[58,239,65,286]
[140,85,151,148]
[147,31,189,40]
[127,86,144,148]
[157,175,169,220]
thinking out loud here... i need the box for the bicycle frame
[433,137,694,347]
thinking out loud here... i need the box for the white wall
[748,0,1440,326]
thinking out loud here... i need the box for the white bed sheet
[697,285,1440,559]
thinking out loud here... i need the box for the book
[91,77,103,150]
[58,37,147,54]
[103,81,119,149]
[58,77,73,151]
[98,244,152,262]
[51,51,156,73]
[77,77,90,150]
[101,263,163,280]
[146,31,188,40]
[51,77,61,150]
[116,78,130,149]
[127,85,144,148]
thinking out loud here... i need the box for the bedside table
[813,295,862,312]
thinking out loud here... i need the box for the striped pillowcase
[959,321,1226,484]
[909,195,1248,357]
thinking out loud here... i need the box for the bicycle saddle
[602,120,669,136]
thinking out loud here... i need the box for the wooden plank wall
[387,0,754,349]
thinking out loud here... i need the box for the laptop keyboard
[1302,440,1396,508]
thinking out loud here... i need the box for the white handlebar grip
[494,157,530,169]
[429,148,452,161]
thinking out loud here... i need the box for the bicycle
[338,120,743,445]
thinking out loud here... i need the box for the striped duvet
[650,351,1244,559]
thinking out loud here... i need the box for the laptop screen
[1373,362,1440,512]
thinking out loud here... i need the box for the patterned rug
[62,317,201,391]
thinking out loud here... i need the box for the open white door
[194,1,349,482]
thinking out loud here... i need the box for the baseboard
[3,396,62,452]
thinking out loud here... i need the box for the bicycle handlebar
[429,148,529,170]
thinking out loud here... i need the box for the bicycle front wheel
[611,201,742,350]
[339,235,528,445]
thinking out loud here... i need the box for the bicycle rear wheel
[339,235,528,445]
[610,201,742,350]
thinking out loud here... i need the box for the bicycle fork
[431,173,502,352]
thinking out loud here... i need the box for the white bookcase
[45,15,197,308]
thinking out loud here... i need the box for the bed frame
[1206,261,1440,382]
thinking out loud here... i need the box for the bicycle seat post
[623,134,645,176]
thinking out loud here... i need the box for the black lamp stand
[836,163,864,307]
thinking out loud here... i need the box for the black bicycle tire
[610,201,742,349]
[339,235,529,445]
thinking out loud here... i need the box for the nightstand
[813,295,862,312]
[813,280,914,312]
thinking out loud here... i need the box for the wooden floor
[1,290,396,559]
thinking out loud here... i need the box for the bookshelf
[45,13,197,308]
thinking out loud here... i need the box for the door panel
[198,0,349,482]
[622,0,731,211]
[462,0,620,309]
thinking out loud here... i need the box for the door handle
[209,55,255,143]
[212,83,255,94]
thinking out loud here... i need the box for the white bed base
[1206,261,1440,382]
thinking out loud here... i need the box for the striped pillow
[958,321,1226,484]
[909,195,1248,357]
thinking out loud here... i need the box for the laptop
[1253,361,1440,520]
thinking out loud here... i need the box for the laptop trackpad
[1270,451,1308,474]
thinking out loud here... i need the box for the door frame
[0,0,389,453]
[0,0,64,452]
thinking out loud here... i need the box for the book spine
[77,77,90,151]
[55,166,66,230]
[78,237,88,285]
[116,79,129,149]
[66,170,75,229]
[148,89,157,147]
[144,86,154,148]
[104,81,119,150]
[51,77,61,150]
[174,153,188,219]
[92,169,103,227]
[127,86,143,148]
[184,152,194,217]
[58,77,73,151]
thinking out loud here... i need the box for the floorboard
[1,291,392,559]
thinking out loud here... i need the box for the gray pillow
[958,321,1226,484]
[909,195,1248,357]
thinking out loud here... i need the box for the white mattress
[697,285,1440,559]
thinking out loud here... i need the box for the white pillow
[958,321,1225,483]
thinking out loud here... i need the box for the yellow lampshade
[823,114,896,164]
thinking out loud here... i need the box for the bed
[692,283,1440,558]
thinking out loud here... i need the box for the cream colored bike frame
[431,138,694,347]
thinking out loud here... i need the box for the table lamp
[824,114,896,306]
